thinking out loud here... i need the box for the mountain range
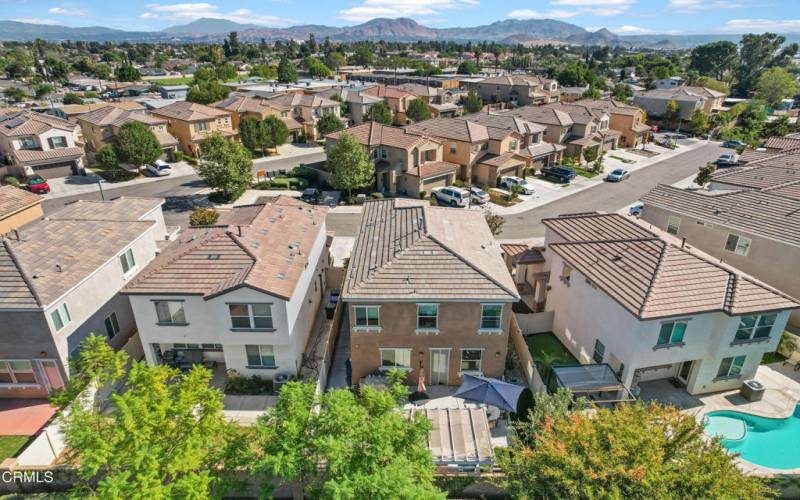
[1,17,799,49]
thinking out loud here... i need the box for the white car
[432,186,470,207]
[469,186,490,205]
[629,202,644,216]
[500,176,535,195]
[146,160,172,177]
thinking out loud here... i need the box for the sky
[6,0,800,35]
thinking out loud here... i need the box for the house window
[666,216,681,235]
[119,248,136,275]
[725,234,751,256]
[19,137,37,149]
[657,321,687,346]
[560,263,572,286]
[229,303,273,330]
[510,140,518,151]
[417,304,439,330]
[104,312,120,339]
[717,355,746,378]
[245,345,276,368]
[592,339,605,364]
[51,303,71,331]
[449,143,457,154]
[281,111,288,118]
[380,148,388,159]
[354,305,380,328]
[460,349,482,372]
[47,136,68,149]
[734,314,777,342]
[380,348,411,368]
[154,301,186,325]
[372,149,379,159]
[195,121,209,132]
[480,304,502,330]
[0,360,37,384]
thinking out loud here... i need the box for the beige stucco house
[0,185,43,235]
[465,75,559,106]
[77,106,179,159]
[211,95,303,143]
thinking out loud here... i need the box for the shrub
[4,176,20,187]
[452,179,464,187]
[186,156,199,166]
[189,207,220,226]
[371,192,384,199]
[96,145,118,169]
[419,190,427,198]
[174,150,185,162]
[496,175,502,187]
[223,370,274,395]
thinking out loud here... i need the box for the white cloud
[140,2,294,26]
[48,7,87,16]
[719,18,800,33]
[508,0,634,20]
[12,17,60,25]
[338,0,479,23]
[668,0,741,10]
[551,0,633,5]
[610,24,655,34]
[507,9,577,20]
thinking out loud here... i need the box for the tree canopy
[197,132,253,201]
[736,33,799,95]
[277,57,298,83]
[463,90,484,114]
[114,121,162,167]
[366,102,393,125]
[327,132,375,196]
[317,112,345,136]
[755,67,799,108]
[689,41,739,81]
[186,81,230,104]
[406,98,431,123]
[457,60,479,75]
[302,56,331,79]
[115,64,140,82]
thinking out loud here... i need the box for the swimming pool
[703,404,800,470]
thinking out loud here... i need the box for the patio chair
[783,352,800,371]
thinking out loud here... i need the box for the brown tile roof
[405,118,489,143]
[405,161,459,178]
[361,84,413,99]
[0,185,42,221]
[78,106,165,127]
[395,83,437,98]
[641,184,800,247]
[478,152,525,168]
[47,197,163,222]
[765,136,800,151]
[524,142,565,158]
[572,98,644,117]
[151,101,231,122]
[0,240,37,308]
[477,75,555,88]
[544,213,798,319]
[124,197,327,301]
[505,105,573,127]
[58,102,145,116]
[12,147,84,164]
[500,243,528,259]
[711,150,800,190]
[212,95,287,114]
[0,110,76,137]
[342,199,518,301]
[459,112,546,136]
[326,122,434,151]
[267,92,338,109]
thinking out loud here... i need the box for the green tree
[216,63,238,82]
[115,64,140,82]
[755,67,799,108]
[239,116,271,154]
[406,98,431,123]
[264,115,289,151]
[50,334,127,407]
[737,33,799,95]
[114,121,162,167]
[462,90,484,114]
[457,60,479,75]
[192,65,218,84]
[325,52,346,72]
[581,85,601,99]
[695,76,730,95]
[249,64,277,80]
[251,377,444,499]
[197,132,253,201]
[764,114,793,138]
[317,111,345,136]
[277,57,298,83]
[351,45,374,67]
[366,101,393,125]
[695,162,717,186]
[62,92,84,105]
[33,83,54,99]
[611,83,632,101]
[689,108,709,136]
[186,81,231,104]
[497,400,771,499]
[92,63,112,80]
[302,56,331,79]
[328,133,375,197]
[663,99,681,129]
[96,145,119,169]
[4,87,28,103]
[44,58,71,84]
[689,41,739,81]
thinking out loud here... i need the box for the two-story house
[465,75,559,107]
[568,99,651,148]
[633,86,725,121]
[123,197,329,381]
[211,95,303,143]
[150,101,237,156]
[325,122,458,197]
[342,198,519,386]
[359,85,417,125]
[540,212,798,396]
[0,110,86,180]
[0,197,168,399]
[263,92,341,141]
[77,106,179,159]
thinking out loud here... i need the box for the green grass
[0,435,29,460]
[761,351,787,365]
[488,190,521,207]
[147,76,193,86]
[524,332,579,379]
[89,164,141,183]
[572,166,600,178]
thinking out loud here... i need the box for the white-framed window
[51,303,71,331]
[48,136,68,149]
[734,314,777,342]
[657,321,687,346]
[480,304,502,330]
[154,301,186,325]
[717,355,745,378]
[229,303,273,329]
[417,303,439,330]
[246,345,276,368]
[104,312,120,339]
[195,121,209,132]
[592,339,605,364]
[0,360,38,384]
[666,216,681,235]
[725,234,751,256]
[353,305,380,328]
[119,247,136,276]
[19,137,37,149]
[460,349,482,372]
[380,348,412,369]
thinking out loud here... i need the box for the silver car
[146,159,172,177]
[605,169,630,182]
[469,186,490,204]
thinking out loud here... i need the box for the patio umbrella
[454,374,525,413]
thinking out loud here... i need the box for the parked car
[539,165,576,183]
[715,153,739,167]
[469,186,490,205]
[432,186,469,207]
[301,188,321,204]
[146,159,172,176]
[499,176,535,195]
[605,169,630,182]
[722,140,747,149]
[25,175,50,194]
[629,202,644,216]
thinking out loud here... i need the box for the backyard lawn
[524,332,579,377]
[0,435,29,461]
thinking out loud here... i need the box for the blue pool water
[703,404,800,470]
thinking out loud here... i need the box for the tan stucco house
[465,75,559,106]
[150,101,237,156]
[0,185,43,235]
[211,95,302,143]
[77,106,179,159]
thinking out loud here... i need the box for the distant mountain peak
[161,18,264,35]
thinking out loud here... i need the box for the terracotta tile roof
[124,197,327,301]
[151,101,231,122]
[571,98,644,117]
[711,149,800,190]
[0,110,76,137]
[78,106,165,127]
[476,75,555,88]
[478,152,525,168]
[405,118,489,143]
[267,92,338,109]
[212,95,288,114]
[342,199,518,301]
[642,184,800,247]
[505,105,573,127]
[765,136,800,151]
[544,213,798,319]
[396,83,437,98]
[47,197,163,222]
[500,243,528,259]
[459,112,546,136]
[361,84,413,99]
[0,185,42,221]
[327,122,436,150]
[524,142,565,158]
[405,161,459,178]
[12,147,84,164]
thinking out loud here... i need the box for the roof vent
[276,272,285,279]
[208,254,220,260]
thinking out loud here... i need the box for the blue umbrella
[453,374,525,412]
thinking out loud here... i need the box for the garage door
[422,174,450,190]
[34,161,76,179]
[497,164,519,178]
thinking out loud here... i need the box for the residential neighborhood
[1,2,800,497]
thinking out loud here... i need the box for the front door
[677,360,693,385]
[429,349,450,385]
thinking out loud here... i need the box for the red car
[25,175,50,194]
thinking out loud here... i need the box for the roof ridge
[638,240,669,317]
[2,239,42,306]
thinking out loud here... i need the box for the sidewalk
[252,144,324,166]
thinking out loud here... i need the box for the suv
[146,159,172,176]
[499,176,535,195]
[540,165,576,183]
[432,186,469,207]
[715,153,739,167]
[301,188,320,204]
